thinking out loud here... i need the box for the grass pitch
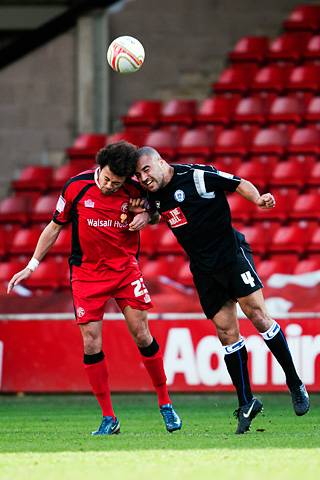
[0,393,319,480]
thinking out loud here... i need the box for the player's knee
[245,303,267,324]
[216,325,239,344]
[82,331,102,354]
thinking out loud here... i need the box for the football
[107,36,145,74]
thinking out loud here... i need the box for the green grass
[0,393,319,480]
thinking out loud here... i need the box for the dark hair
[96,141,138,177]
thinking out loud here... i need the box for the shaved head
[137,146,161,161]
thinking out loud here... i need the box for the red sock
[141,350,171,407]
[84,359,115,418]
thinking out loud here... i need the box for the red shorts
[71,266,153,324]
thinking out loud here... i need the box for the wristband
[27,257,40,272]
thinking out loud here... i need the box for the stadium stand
[3,3,320,301]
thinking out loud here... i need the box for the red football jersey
[53,169,144,281]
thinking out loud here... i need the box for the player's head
[135,146,171,192]
[96,141,138,194]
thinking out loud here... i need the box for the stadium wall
[1,316,320,392]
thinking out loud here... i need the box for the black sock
[224,341,253,407]
[262,322,301,390]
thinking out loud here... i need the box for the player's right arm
[7,221,64,294]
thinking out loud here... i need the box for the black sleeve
[193,168,241,194]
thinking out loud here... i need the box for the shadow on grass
[0,394,319,452]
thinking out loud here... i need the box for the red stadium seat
[213,155,242,172]
[294,258,320,274]
[12,166,53,193]
[283,5,320,32]
[252,65,291,96]
[307,162,320,187]
[250,128,288,156]
[177,261,193,287]
[214,128,249,157]
[196,97,236,127]
[229,36,269,64]
[252,188,298,221]
[144,130,177,161]
[0,260,25,284]
[290,193,320,220]
[304,35,320,63]
[305,97,320,126]
[233,97,266,126]
[51,163,93,191]
[0,196,31,225]
[257,257,298,280]
[160,100,196,127]
[177,128,215,160]
[158,229,184,255]
[139,224,163,256]
[240,224,268,255]
[270,160,306,188]
[31,195,58,224]
[24,259,60,290]
[9,226,42,256]
[67,134,107,160]
[236,159,271,190]
[267,33,311,63]
[269,224,313,254]
[143,255,185,282]
[122,100,162,128]
[308,227,320,253]
[268,96,305,126]
[286,66,320,97]
[107,130,146,146]
[227,194,254,222]
[287,127,320,156]
[212,65,257,94]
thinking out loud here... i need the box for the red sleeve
[52,184,73,224]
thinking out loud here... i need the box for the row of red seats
[229,33,320,65]
[213,64,320,98]
[2,184,320,228]
[122,95,320,130]
[1,253,320,293]
[3,219,320,260]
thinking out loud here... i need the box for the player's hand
[128,198,147,214]
[129,211,151,231]
[256,193,276,209]
[7,267,32,294]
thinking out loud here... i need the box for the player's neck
[162,165,174,187]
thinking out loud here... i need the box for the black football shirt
[148,164,242,272]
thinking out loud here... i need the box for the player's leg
[210,301,263,433]
[79,320,120,435]
[238,289,309,416]
[123,305,182,432]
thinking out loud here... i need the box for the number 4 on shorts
[241,270,255,288]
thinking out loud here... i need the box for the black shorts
[192,244,263,319]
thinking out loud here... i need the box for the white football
[107,36,145,74]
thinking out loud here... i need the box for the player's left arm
[236,178,276,209]
[128,197,160,230]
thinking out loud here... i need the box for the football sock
[83,351,115,418]
[261,321,301,390]
[223,338,253,407]
[139,338,171,407]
